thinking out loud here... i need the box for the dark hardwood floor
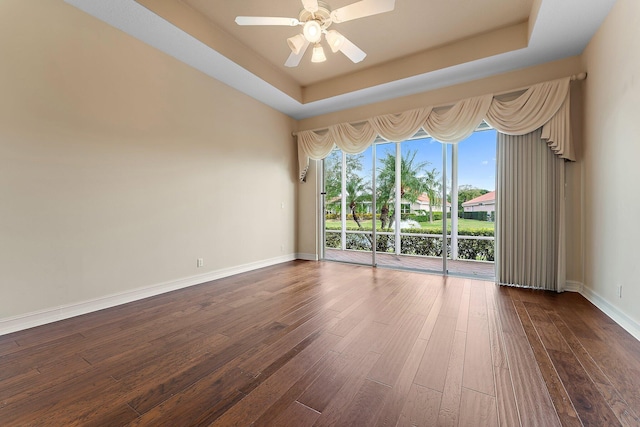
[1,260,639,426]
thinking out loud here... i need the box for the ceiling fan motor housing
[298,1,333,31]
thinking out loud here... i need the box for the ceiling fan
[235,0,396,67]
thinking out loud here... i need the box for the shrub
[458,229,494,237]
[396,228,494,261]
[325,233,340,248]
[345,233,374,251]
[456,230,494,261]
[401,235,444,257]
[409,211,450,222]
[461,211,489,221]
[376,234,395,253]
[325,228,494,261]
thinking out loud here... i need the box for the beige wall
[0,1,296,320]
[583,0,640,324]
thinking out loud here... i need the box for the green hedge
[381,228,494,236]
[400,235,444,257]
[458,237,494,261]
[325,233,340,248]
[461,211,489,221]
[409,212,450,222]
[375,234,395,253]
[402,228,494,261]
[346,233,374,251]
[325,229,494,261]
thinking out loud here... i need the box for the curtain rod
[291,72,587,137]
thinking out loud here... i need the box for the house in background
[408,193,451,214]
[462,191,496,213]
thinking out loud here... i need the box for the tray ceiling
[65,0,617,119]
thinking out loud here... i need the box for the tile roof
[462,191,496,206]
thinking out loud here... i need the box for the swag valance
[297,77,575,182]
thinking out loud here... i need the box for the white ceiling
[65,0,617,120]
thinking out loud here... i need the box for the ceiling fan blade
[330,0,395,23]
[339,36,367,63]
[301,0,319,13]
[235,16,299,26]
[285,40,310,67]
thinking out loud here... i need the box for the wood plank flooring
[1,260,639,426]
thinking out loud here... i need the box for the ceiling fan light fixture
[303,20,322,43]
[287,34,307,55]
[325,30,345,53]
[235,0,397,67]
[311,43,327,62]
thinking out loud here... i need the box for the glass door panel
[394,137,445,273]
[447,129,496,278]
[374,142,398,267]
[323,149,343,261]
[343,149,373,264]
[322,147,374,265]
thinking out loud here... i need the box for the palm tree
[323,150,342,215]
[324,151,366,217]
[422,168,442,223]
[345,174,369,228]
[376,150,430,230]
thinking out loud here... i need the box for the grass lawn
[324,218,494,232]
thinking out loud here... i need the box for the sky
[350,129,497,192]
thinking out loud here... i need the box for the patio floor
[324,248,495,279]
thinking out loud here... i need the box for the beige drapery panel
[297,77,573,181]
[496,129,566,291]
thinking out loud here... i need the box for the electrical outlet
[281,244,285,252]
[617,284,623,298]
[197,258,204,268]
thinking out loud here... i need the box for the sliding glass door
[322,128,496,279]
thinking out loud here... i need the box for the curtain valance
[297,77,574,182]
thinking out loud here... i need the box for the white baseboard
[580,285,640,341]
[564,280,584,293]
[0,254,297,336]
[296,252,319,261]
[564,281,639,341]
